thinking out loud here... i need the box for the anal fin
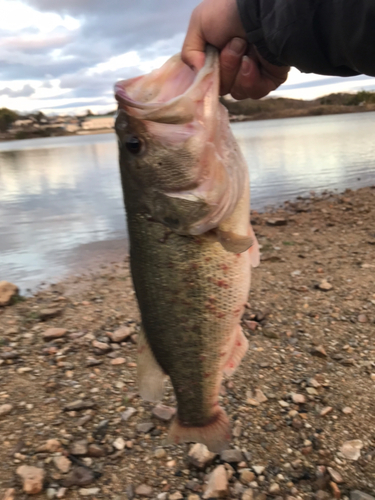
[137,326,166,402]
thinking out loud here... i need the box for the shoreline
[1,185,375,498]
[1,107,375,142]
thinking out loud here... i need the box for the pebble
[306,387,319,395]
[169,493,183,500]
[79,488,100,496]
[154,448,167,459]
[108,326,132,343]
[37,439,62,453]
[121,407,136,421]
[307,378,321,388]
[39,308,62,320]
[92,340,111,353]
[70,439,88,456]
[16,465,46,495]
[252,465,265,475]
[342,407,353,414]
[53,456,71,473]
[188,496,200,500]
[203,465,228,499]
[56,488,67,499]
[135,484,153,497]
[340,440,363,461]
[320,406,333,416]
[43,328,67,341]
[242,489,253,500]
[318,280,333,291]
[311,345,327,357]
[330,481,341,499]
[0,281,19,306]
[110,357,126,365]
[113,437,126,451]
[87,444,106,458]
[240,469,255,485]
[0,404,13,417]
[269,483,280,494]
[220,449,243,463]
[63,400,95,411]
[328,467,343,484]
[188,443,216,469]
[1,489,15,500]
[46,488,57,499]
[292,393,306,404]
[266,218,288,226]
[62,467,95,487]
[152,403,176,421]
[136,422,154,433]
[358,314,368,323]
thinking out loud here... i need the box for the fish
[114,46,259,453]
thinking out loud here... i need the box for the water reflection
[0,112,374,291]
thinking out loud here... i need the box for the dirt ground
[0,186,374,500]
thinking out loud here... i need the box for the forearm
[237,0,375,77]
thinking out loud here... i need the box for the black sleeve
[237,0,375,77]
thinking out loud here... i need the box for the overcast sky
[1,0,374,116]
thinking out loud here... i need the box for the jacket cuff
[236,0,286,66]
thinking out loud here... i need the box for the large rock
[340,440,363,461]
[351,492,375,500]
[188,443,216,469]
[203,465,228,499]
[0,281,19,306]
[43,328,67,341]
[16,465,45,495]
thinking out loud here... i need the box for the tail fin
[167,406,231,453]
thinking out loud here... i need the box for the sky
[0,0,374,116]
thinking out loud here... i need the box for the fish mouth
[114,46,219,126]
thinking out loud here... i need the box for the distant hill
[221,91,375,122]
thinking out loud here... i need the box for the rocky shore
[0,186,374,500]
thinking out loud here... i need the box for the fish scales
[126,211,250,427]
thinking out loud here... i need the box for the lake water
[1,112,374,292]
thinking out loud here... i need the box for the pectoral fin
[216,229,254,254]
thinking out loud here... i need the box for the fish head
[115,47,247,235]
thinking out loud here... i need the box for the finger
[181,7,206,71]
[219,38,247,95]
[231,56,281,100]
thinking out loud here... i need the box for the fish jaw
[115,47,248,238]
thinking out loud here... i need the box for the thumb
[181,7,206,71]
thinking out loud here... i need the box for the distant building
[13,119,35,128]
[81,116,114,131]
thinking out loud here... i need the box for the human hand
[181,0,290,99]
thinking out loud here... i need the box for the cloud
[0,84,35,97]
[1,0,374,113]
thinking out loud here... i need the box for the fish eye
[125,135,143,155]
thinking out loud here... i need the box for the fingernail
[241,56,252,76]
[228,37,246,55]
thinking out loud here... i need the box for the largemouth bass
[115,47,259,453]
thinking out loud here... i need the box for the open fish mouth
[115,47,219,126]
